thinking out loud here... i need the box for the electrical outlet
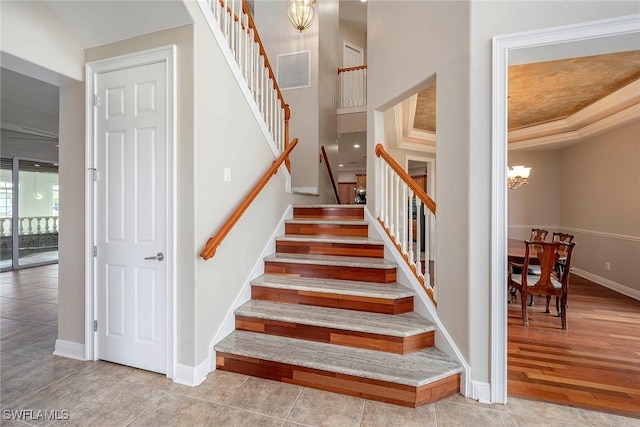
[224,168,231,182]
[605,262,611,271]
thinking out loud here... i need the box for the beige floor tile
[505,397,589,425]
[207,406,285,427]
[577,408,640,426]
[128,392,221,427]
[225,377,302,419]
[441,393,508,412]
[361,400,437,427]
[55,381,168,426]
[171,370,249,405]
[435,400,513,427]
[286,388,364,427]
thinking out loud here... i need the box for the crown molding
[396,71,640,151]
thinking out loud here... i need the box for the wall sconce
[287,0,316,32]
[507,165,531,190]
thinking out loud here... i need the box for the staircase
[214,205,462,407]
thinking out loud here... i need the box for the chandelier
[287,0,316,32]
[507,165,531,190]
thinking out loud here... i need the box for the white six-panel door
[95,61,167,374]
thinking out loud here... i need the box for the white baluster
[394,174,400,240]
[389,168,395,236]
[416,199,422,280]
[364,68,367,106]
[408,192,414,263]
[383,163,389,226]
[402,183,407,254]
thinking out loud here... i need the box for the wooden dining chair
[508,240,576,330]
[530,228,548,241]
[552,232,575,277]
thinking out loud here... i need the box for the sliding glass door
[0,157,59,271]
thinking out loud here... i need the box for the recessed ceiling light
[339,164,344,167]
[360,0,367,3]
[353,144,360,148]
[34,164,40,167]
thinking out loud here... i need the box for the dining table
[507,238,539,263]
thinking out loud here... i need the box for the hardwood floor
[508,273,640,417]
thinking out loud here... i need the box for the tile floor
[1,265,638,426]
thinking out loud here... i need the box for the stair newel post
[284,104,291,171]
[376,156,382,219]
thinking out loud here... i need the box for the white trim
[85,45,177,378]
[209,205,293,358]
[195,0,285,163]
[365,209,472,398]
[572,268,640,302]
[509,225,640,243]
[174,359,210,387]
[53,340,86,361]
[470,380,492,405]
[291,186,319,195]
[337,106,367,115]
[492,14,640,405]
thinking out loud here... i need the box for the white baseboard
[572,268,640,301]
[470,380,492,404]
[53,339,86,361]
[173,359,209,387]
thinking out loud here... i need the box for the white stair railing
[200,0,290,155]
[375,144,437,303]
[338,65,367,108]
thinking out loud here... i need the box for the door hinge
[93,320,98,332]
[93,246,98,257]
[93,94,101,107]
[88,168,100,182]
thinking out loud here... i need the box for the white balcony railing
[338,65,367,108]
[0,216,59,237]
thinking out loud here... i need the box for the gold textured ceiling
[412,50,640,133]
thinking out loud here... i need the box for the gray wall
[509,120,640,294]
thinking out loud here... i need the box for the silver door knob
[144,252,164,261]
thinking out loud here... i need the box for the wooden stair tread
[215,331,462,387]
[295,204,364,209]
[236,300,435,338]
[264,253,397,269]
[276,234,383,245]
[251,274,414,299]
[286,219,368,226]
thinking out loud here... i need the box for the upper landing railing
[338,65,367,109]
[201,0,291,167]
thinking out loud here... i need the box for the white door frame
[85,45,177,378]
[491,15,639,404]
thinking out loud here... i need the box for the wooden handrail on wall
[338,65,368,74]
[200,138,299,260]
[375,144,436,215]
[320,146,340,204]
